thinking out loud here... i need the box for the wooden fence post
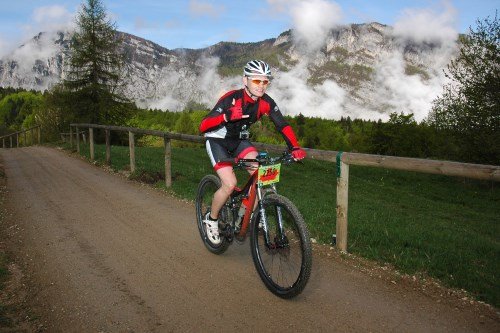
[9,136,12,148]
[70,126,73,148]
[105,129,111,165]
[30,128,34,145]
[76,126,80,153]
[336,156,349,252]
[89,128,94,161]
[16,133,19,148]
[164,136,172,187]
[38,126,41,144]
[129,131,136,173]
[2,138,4,148]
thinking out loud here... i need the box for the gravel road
[0,146,498,332]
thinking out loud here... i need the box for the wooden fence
[69,123,500,252]
[61,131,87,144]
[70,124,203,187]
[0,126,41,148]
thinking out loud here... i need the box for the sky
[0,0,498,54]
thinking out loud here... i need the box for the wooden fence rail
[69,123,500,252]
[61,131,86,144]
[0,126,41,148]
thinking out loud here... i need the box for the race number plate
[257,164,281,186]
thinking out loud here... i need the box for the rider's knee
[221,178,237,194]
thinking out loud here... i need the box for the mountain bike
[195,151,312,298]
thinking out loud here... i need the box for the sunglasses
[249,78,270,86]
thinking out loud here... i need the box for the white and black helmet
[244,60,272,77]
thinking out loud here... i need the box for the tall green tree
[428,13,499,164]
[61,0,132,126]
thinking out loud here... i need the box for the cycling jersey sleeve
[199,112,225,133]
[199,91,235,133]
[268,103,300,149]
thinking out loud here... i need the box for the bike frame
[229,164,259,237]
[228,158,285,247]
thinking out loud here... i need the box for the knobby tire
[195,174,230,254]
[250,194,312,299]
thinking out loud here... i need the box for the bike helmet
[244,60,272,77]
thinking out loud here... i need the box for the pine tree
[62,0,132,125]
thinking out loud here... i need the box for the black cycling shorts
[205,138,257,171]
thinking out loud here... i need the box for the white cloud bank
[372,0,459,121]
[2,1,459,123]
[263,0,458,122]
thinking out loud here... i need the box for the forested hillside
[0,86,491,164]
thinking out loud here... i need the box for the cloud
[189,0,225,19]
[0,6,74,76]
[261,1,347,118]
[264,0,458,122]
[370,51,445,121]
[32,5,71,24]
[0,5,75,89]
[11,31,60,73]
[134,17,159,30]
[27,5,75,36]
[165,19,180,29]
[392,0,458,45]
[270,60,346,119]
[0,35,14,59]
[153,0,346,119]
[142,55,241,111]
[267,0,343,54]
[365,0,459,122]
[266,0,289,13]
[290,0,343,52]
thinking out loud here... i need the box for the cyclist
[199,59,306,245]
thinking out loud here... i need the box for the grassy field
[70,142,499,307]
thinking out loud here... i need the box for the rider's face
[244,75,270,99]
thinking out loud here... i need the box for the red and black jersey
[199,89,300,149]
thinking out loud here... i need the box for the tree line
[0,1,498,165]
[125,108,468,163]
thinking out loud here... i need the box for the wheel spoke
[196,175,229,254]
[251,194,312,298]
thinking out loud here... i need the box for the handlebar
[218,151,296,169]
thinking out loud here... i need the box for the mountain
[0,23,457,121]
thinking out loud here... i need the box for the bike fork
[270,184,285,236]
[257,185,285,247]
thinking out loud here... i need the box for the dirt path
[0,146,498,332]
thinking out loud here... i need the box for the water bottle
[236,203,246,228]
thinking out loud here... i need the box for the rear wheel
[250,194,312,298]
[195,175,230,254]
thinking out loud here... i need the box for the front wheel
[195,175,230,254]
[250,194,312,298]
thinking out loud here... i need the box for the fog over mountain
[0,1,459,122]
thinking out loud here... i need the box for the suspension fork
[257,184,286,247]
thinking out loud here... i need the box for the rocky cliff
[0,22,456,121]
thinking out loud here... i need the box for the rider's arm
[266,102,301,150]
[265,98,306,160]
[199,111,226,133]
[199,91,235,133]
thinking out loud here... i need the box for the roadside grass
[68,142,499,307]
